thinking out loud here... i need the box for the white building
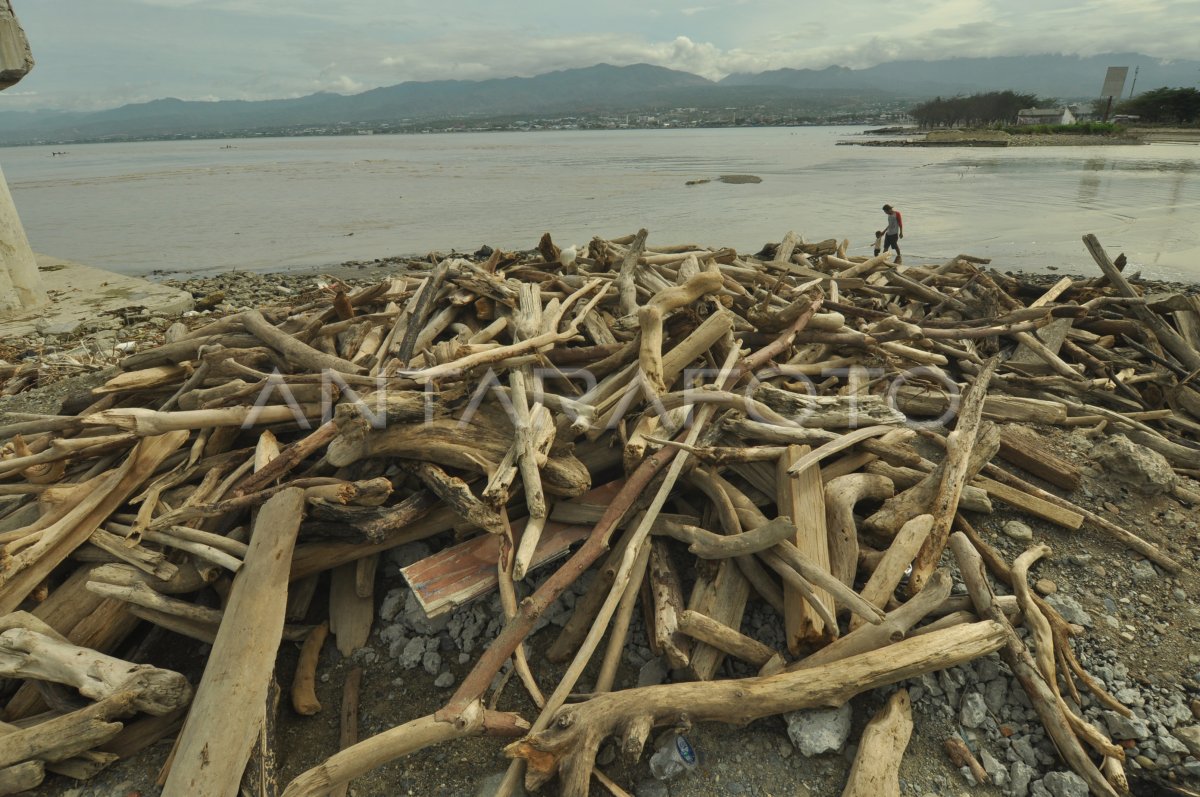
[1015,107,1077,126]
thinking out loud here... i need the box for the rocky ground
[4,259,1200,797]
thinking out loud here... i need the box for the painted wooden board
[401,480,627,618]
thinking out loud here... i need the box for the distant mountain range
[0,53,1195,145]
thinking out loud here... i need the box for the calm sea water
[1,127,1198,279]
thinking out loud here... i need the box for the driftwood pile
[0,229,1196,797]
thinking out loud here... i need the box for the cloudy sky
[4,0,1199,111]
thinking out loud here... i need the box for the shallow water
[2,127,1198,279]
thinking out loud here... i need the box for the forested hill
[0,54,1194,145]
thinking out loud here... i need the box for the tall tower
[1099,66,1129,123]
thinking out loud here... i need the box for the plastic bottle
[649,734,698,781]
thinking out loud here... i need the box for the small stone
[1044,594,1092,627]
[1173,725,1200,757]
[1092,434,1178,495]
[434,671,455,688]
[1012,737,1038,767]
[1035,579,1057,596]
[1162,697,1194,725]
[961,692,989,729]
[1135,754,1156,769]
[1191,699,1200,719]
[637,657,669,688]
[1103,501,1122,514]
[1157,733,1188,755]
[1130,560,1158,583]
[379,588,406,622]
[399,637,426,669]
[1002,521,1033,541]
[980,749,1007,786]
[422,650,442,676]
[975,658,1001,682]
[1010,760,1034,797]
[1115,688,1140,705]
[984,679,1008,714]
[785,704,852,756]
[1103,710,1150,740]
[1042,770,1089,797]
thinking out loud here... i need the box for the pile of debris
[0,230,1197,797]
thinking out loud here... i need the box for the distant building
[1016,107,1077,126]
[1069,104,1098,122]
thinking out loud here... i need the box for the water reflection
[1077,158,1108,206]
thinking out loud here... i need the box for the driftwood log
[507,621,1005,796]
[841,689,913,797]
[162,488,305,797]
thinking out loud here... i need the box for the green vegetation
[910,91,1042,128]
[1116,87,1200,124]
[1004,122,1124,135]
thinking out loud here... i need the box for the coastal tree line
[1116,87,1200,124]
[911,87,1200,128]
[909,91,1041,127]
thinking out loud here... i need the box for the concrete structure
[0,2,41,312]
[0,1,33,90]
[0,164,44,312]
[0,255,193,339]
[0,3,191,331]
[1015,107,1077,126]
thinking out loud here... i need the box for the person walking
[881,204,903,263]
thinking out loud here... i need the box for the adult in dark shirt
[881,204,903,263]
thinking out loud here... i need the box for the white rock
[961,692,989,728]
[1092,434,1177,495]
[784,703,852,756]
[1002,521,1033,541]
